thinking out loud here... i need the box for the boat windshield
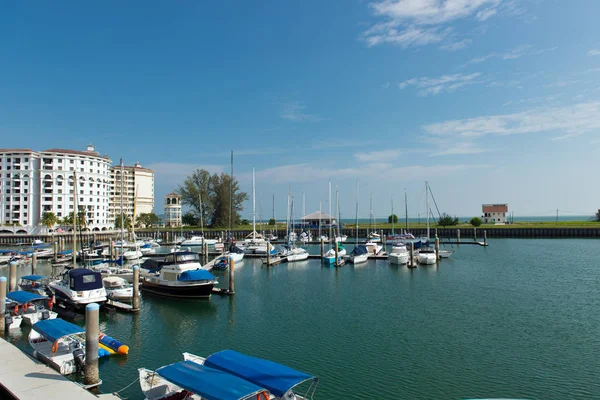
[175,253,199,264]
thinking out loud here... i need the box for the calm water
[2,239,600,399]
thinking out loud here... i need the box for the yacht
[281,245,309,262]
[364,241,383,255]
[49,268,107,309]
[7,291,57,325]
[389,245,409,265]
[349,244,369,264]
[417,249,437,265]
[227,245,245,262]
[103,277,137,301]
[181,236,218,246]
[183,350,319,400]
[299,231,312,243]
[139,360,271,400]
[122,247,143,260]
[141,252,217,298]
[138,258,163,278]
[367,232,381,243]
[4,304,23,330]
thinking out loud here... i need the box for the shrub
[470,217,482,227]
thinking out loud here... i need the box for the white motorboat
[181,236,218,246]
[4,302,23,330]
[227,246,245,263]
[439,249,454,258]
[139,360,271,400]
[49,268,107,309]
[93,265,135,283]
[29,318,111,375]
[103,276,137,301]
[122,248,143,260]
[364,241,383,255]
[32,239,45,246]
[367,232,381,243]
[417,249,437,265]
[349,245,369,264]
[19,275,52,296]
[7,291,57,325]
[299,231,312,243]
[183,350,319,400]
[389,245,409,265]
[141,252,217,298]
[282,246,309,262]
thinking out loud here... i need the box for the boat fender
[257,391,269,400]
[13,305,18,315]
[51,341,59,353]
[22,303,28,312]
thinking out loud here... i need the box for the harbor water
[1,239,599,399]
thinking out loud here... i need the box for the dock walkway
[0,337,120,400]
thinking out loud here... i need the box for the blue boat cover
[32,244,51,249]
[7,291,47,303]
[156,360,267,400]
[33,319,84,343]
[58,250,73,255]
[68,269,103,290]
[205,350,317,397]
[0,250,15,254]
[21,275,48,281]
[178,269,214,281]
[351,245,368,255]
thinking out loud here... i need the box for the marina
[0,238,598,399]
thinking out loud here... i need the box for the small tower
[164,193,182,227]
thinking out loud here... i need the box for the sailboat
[367,193,381,243]
[349,180,368,264]
[323,186,346,265]
[427,183,454,259]
[281,195,309,262]
[387,190,415,244]
[181,192,218,246]
[239,168,273,255]
[364,193,382,255]
[417,182,437,265]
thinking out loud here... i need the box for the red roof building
[482,204,508,224]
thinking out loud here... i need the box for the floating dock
[0,337,120,400]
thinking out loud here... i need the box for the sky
[1,1,600,220]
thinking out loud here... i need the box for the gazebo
[300,211,336,228]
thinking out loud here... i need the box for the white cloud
[398,72,482,96]
[440,38,472,51]
[382,82,391,89]
[423,102,600,139]
[543,80,582,88]
[464,44,557,66]
[430,141,489,156]
[280,100,320,122]
[363,0,503,48]
[502,94,563,106]
[583,68,600,74]
[587,49,600,56]
[354,149,402,162]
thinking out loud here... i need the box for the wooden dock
[0,337,120,400]
[105,299,138,313]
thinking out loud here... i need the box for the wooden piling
[132,266,140,311]
[267,242,271,267]
[0,277,6,331]
[32,253,37,275]
[473,228,477,241]
[84,303,100,385]
[334,241,339,267]
[9,261,17,292]
[457,229,460,244]
[484,230,487,246]
[409,242,415,268]
[435,237,440,261]
[53,242,58,263]
[320,238,324,258]
[109,241,114,260]
[228,256,235,294]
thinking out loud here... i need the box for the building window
[58,205,62,209]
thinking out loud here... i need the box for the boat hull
[141,281,214,299]
[418,253,437,265]
[350,254,369,264]
[389,253,409,265]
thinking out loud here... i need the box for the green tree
[240,219,250,225]
[438,213,459,226]
[596,210,600,222]
[268,218,276,226]
[182,212,198,226]
[137,213,161,227]
[177,169,249,228]
[470,217,482,227]
[114,212,132,230]
[61,211,87,228]
[388,214,398,223]
[41,212,58,231]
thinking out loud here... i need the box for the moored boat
[103,276,137,301]
[7,291,57,325]
[49,268,108,309]
[389,245,409,265]
[417,249,437,265]
[349,244,369,264]
[19,275,52,296]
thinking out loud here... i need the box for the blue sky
[2,1,600,220]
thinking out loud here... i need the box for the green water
[2,239,600,399]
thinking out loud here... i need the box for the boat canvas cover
[33,319,84,343]
[178,269,215,282]
[20,275,48,281]
[205,350,317,397]
[58,250,73,255]
[156,360,267,400]
[7,291,47,304]
[68,269,103,290]
[351,245,368,256]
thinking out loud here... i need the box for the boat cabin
[62,269,103,291]
[162,252,201,266]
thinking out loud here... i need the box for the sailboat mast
[319,201,322,239]
[335,186,339,241]
[369,193,373,236]
[328,180,332,241]
[302,193,305,222]
[252,167,256,240]
[120,158,124,256]
[391,195,394,235]
[355,180,359,245]
[73,171,78,269]
[229,151,233,232]
[426,181,430,240]
[198,191,204,237]
[405,189,408,232]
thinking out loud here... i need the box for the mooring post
[473,228,477,241]
[0,277,6,331]
[435,237,440,262]
[109,240,114,260]
[132,265,140,311]
[409,242,415,268]
[228,256,235,294]
[334,241,339,267]
[32,253,37,275]
[53,241,58,263]
[320,238,324,258]
[457,229,460,244]
[85,303,100,385]
[9,261,17,292]
[267,242,271,267]
[484,230,487,246]
[203,242,209,265]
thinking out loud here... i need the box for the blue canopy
[156,361,268,400]
[205,350,317,397]
[68,269,103,291]
[20,275,48,281]
[18,251,33,255]
[7,291,47,304]
[32,319,84,343]
[58,250,73,255]
[0,249,16,254]
[178,269,214,282]
[351,245,368,255]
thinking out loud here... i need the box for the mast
[120,158,124,257]
[198,191,204,237]
[229,151,233,232]
[335,186,339,241]
[328,180,332,242]
[391,194,394,235]
[252,167,256,240]
[405,189,408,232]
[132,185,138,243]
[369,193,373,236]
[355,180,359,245]
[426,181,430,240]
[73,171,77,269]
[272,193,275,221]
[319,201,322,239]
[286,190,291,243]
[302,193,306,222]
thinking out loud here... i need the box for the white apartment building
[109,162,155,225]
[0,145,112,233]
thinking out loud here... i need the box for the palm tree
[41,212,58,233]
